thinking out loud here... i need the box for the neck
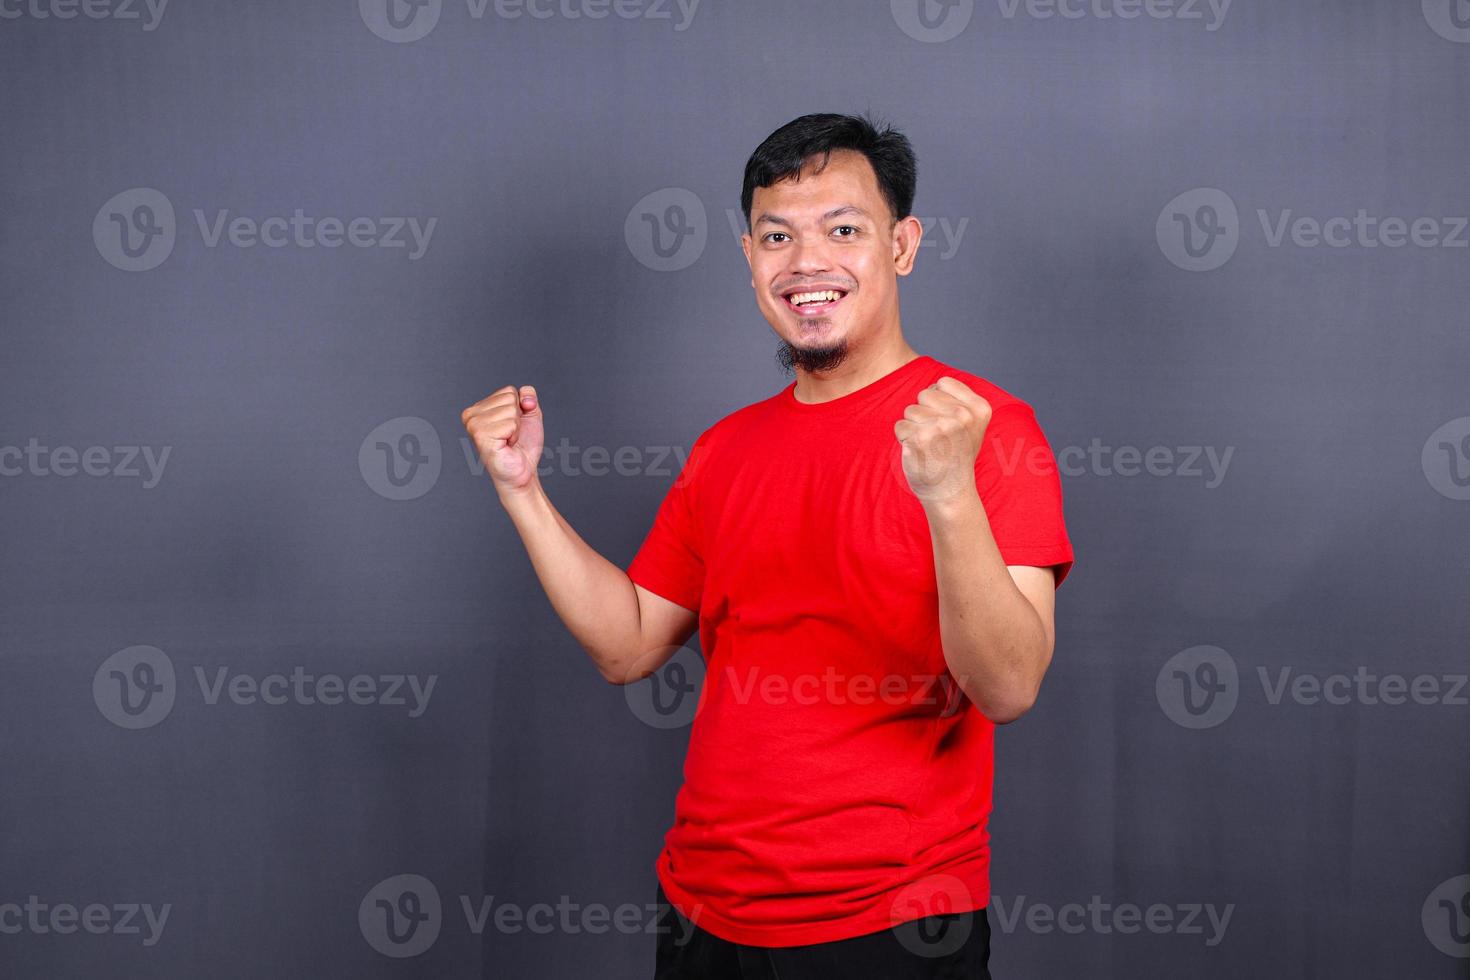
[791,334,921,405]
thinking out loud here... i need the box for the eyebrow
[753,205,870,228]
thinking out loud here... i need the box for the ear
[740,231,754,288]
[893,215,923,276]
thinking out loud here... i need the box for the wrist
[496,477,547,514]
[919,480,983,525]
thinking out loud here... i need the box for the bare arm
[925,483,1056,723]
[498,481,697,683]
[463,384,696,684]
[895,377,1060,723]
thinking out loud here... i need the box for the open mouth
[781,287,848,316]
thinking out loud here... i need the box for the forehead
[750,148,884,216]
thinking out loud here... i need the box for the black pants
[653,882,993,979]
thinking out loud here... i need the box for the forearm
[496,481,645,681]
[925,487,1050,723]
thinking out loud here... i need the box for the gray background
[2,0,1468,976]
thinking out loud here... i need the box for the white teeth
[789,290,842,306]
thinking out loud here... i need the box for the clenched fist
[462,384,544,496]
[893,376,993,504]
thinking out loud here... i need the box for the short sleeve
[626,430,709,612]
[975,402,1075,587]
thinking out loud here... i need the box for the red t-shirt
[626,353,1074,947]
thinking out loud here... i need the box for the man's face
[741,148,921,370]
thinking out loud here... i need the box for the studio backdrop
[1,1,1467,977]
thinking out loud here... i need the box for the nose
[786,236,833,277]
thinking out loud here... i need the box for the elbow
[596,648,659,686]
[979,641,1053,724]
[971,677,1043,725]
[597,658,641,686]
[978,693,1036,725]
[585,644,637,686]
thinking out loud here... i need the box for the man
[462,112,1074,979]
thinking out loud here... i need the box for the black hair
[740,112,917,230]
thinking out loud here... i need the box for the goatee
[776,334,850,375]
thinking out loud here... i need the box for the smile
[781,288,848,315]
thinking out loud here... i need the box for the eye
[833,225,859,238]
[763,232,790,244]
